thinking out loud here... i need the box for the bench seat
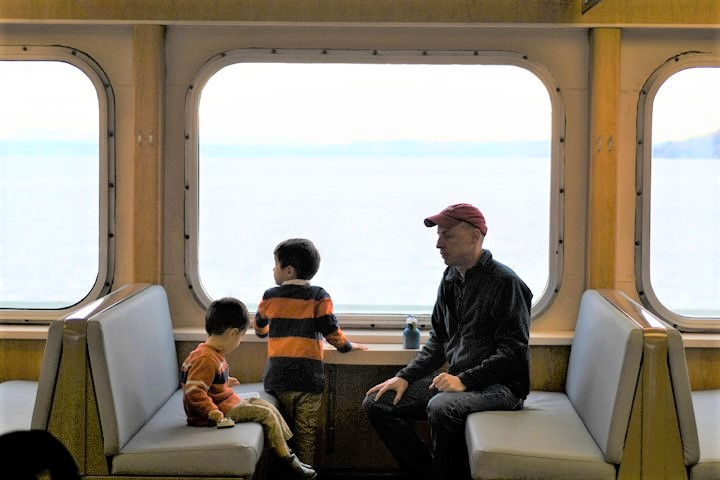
[659,313,720,480]
[466,391,616,480]
[691,390,720,480]
[111,386,272,477]
[0,318,64,435]
[86,284,275,478]
[466,290,644,480]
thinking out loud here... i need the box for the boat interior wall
[0,4,719,477]
[0,0,718,27]
[163,25,590,332]
[0,20,717,332]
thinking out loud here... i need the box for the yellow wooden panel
[587,28,620,289]
[686,347,720,390]
[132,25,165,283]
[0,339,44,382]
[1,0,716,25]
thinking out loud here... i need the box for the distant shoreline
[1,130,718,159]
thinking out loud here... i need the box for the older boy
[182,296,316,479]
[255,238,368,465]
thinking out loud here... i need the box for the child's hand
[228,376,240,387]
[351,342,369,351]
[208,409,224,423]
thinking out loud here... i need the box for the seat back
[656,317,701,466]
[31,318,65,430]
[86,285,180,455]
[565,290,644,464]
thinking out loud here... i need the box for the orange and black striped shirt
[255,281,352,393]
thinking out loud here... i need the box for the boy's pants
[275,391,323,465]
[226,397,293,454]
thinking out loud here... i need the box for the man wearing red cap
[363,203,532,480]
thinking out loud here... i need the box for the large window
[187,50,563,322]
[0,47,113,317]
[637,59,720,330]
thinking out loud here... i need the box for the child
[255,238,368,465]
[181,296,317,480]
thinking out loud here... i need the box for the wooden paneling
[0,339,44,382]
[686,348,720,390]
[1,0,718,26]
[132,25,165,284]
[587,28,621,289]
[530,345,570,392]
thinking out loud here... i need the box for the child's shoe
[282,453,317,479]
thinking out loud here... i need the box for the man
[362,203,532,480]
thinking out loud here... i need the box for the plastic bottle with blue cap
[402,315,420,349]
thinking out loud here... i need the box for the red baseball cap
[424,203,488,235]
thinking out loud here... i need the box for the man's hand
[228,376,240,387]
[430,372,466,393]
[366,376,409,405]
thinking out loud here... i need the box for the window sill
[1,326,714,349]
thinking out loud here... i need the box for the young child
[181,296,317,480]
[255,238,368,465]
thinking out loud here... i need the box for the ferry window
[188,51,561,321]
[638,64,720,329]
[0,51,113,314]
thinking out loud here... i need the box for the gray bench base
[112,386,270,477]
[467,391,616,480]
[0,380,38,435]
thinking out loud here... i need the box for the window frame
[635,53,720,332]
[0,45,115,322]
[184,48,565,326]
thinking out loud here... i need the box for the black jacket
[396,249,532,399]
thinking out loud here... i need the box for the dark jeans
[362,375,523,480]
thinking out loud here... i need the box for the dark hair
[274,238,321,280]
[0,430,80,480]
[205,297,250,335]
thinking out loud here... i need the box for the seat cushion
[466,391,616,480]
[689,390,720,480]
[660,318,701,465]
[32,319,65,430]
[0,380,38,435]
[111,389,267,476]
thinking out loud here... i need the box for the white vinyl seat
[86,284,274,478]
[658,316,720,480]
[465,290,644,480]
[0,318,64,435]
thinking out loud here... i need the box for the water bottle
[403,315,420,349]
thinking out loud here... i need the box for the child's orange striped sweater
[254,281,352,393]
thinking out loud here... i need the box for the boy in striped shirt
[255,238,368,465]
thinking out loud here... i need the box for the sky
[652,68,720,141]
[199,63,552,144]
[0,60,718,144]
